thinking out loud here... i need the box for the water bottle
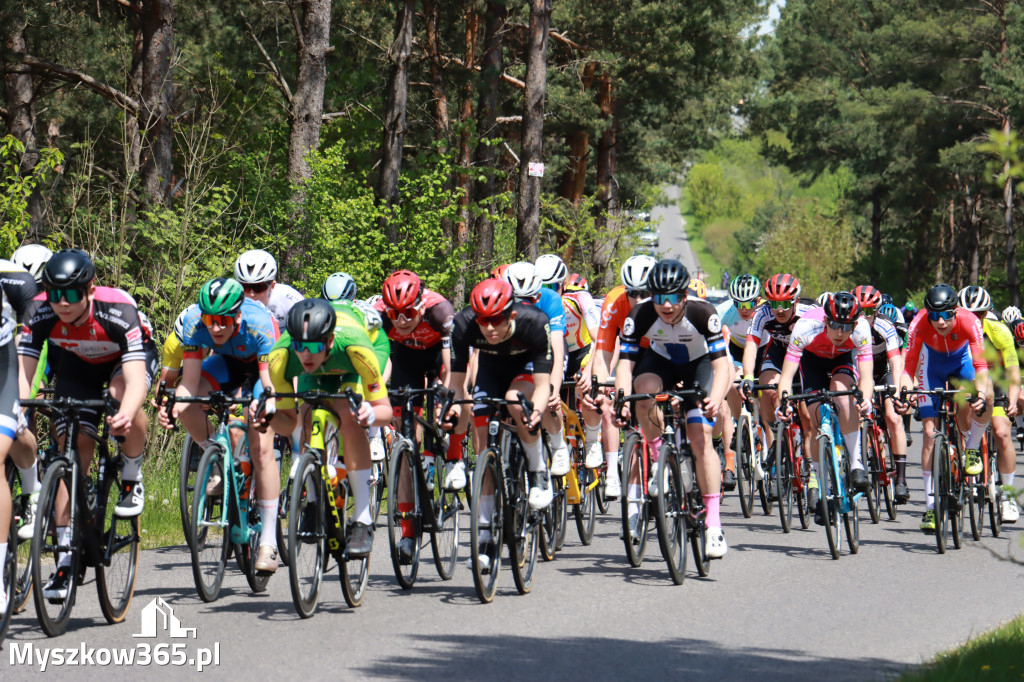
[680,456,694,493]
[423,455,435,492]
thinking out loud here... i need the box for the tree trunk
[592,73,616,289]
[2,16,42,240]
[452,3,479,306]
[287,0,331,190]
[138,0,175,206]
[376,0,416,245]
[515,0,552,260]
[472,0,508,269]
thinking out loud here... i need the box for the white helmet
[620,255,657,291]
[365,294,383,308]
[535,254,567,286]
[173,305,194,341]
[505,261,542,299]
[234,249,278,284]
[11,243,54,284]
[322,272,357,301]
[958,286,991,313]
[355,300,383,332]
[816,291,832,307]
[1002,306,1022,324]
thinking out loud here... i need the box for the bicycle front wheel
[430,482,461,581]
[0,503,16,645]
[776,434,793,533]
[507,452,539,595]
[469,448,502,603]
[736,413,754,518]
[386,438,420,589]
[574,467,597,545]
[178,434,200,550]
[949,441,965,550]
[819,436,842,560]
[620,432,650,567]
[288,452,326,618]
[989,462,1003,538]
[862,424,880,525]
[653,444,687,585]
[338,481,370,608]
[11,477,34,614]
[96,467,140,624]
[932,434,948,554]
[189,444,230,602]
[842,455,859,555]
[31,459,79,636]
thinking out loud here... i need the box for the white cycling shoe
[706,527,728,558]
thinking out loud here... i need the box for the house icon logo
[133,597,197,639]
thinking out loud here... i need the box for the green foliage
[0,136,64,254]
[686,164,741,223]
[899,614,1024,682]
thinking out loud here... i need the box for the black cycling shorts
[389,344,443,407]
[633,351,714,414]
[798,351,856,394]
[472,357,534,418]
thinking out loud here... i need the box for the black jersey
[620,299,727,364]
[451,302,553,374]
[0,259,37,345]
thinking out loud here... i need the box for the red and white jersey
[375,289,455,351]
[903,308,986,377]
[562,289,600,352]
[785,307,872,362]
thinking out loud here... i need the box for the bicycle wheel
[862,424,881,525]
[507,451,539,595]
[554,473,568,550]
[574,467,597,545]
[949,445,964,550]
[818,436,842,560]
[338,480,370,608]
[287,452,326,618]
[989,464,1003,538]
[796,460,810,530]
[620,432,649,567]
[275,437,292,568]
[931,434,948,554]
[30,459,78,636]
[0,505,16,645]
[10,474,33,614]
[596,466,611,515]
[96,466,140,624]
[842,455,860,555]
[690,490,710,577]
[539,440,558,562]
[386,438,420,589]
[736,413,754,518]
[178,434,200,550]
[967,475,982,541]
[776,436,793,533]
[469,447,502,603]
[653,444,687,585]
[189,444,230,602]
[878,427,898,521]
[430,481,461,581]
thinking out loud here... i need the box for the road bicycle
[861,385,900,523]
[733,382,773,519]
[24,392,139,636]
[774,408,809,533]
[966,396,1009,540]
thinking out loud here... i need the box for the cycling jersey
[982,314,1018,370]
[535,287,567,334]
[620,299,727,364]
[375,289,455,351]
[161,304,198,372]
[450,302,553,375]
[562,289,599,351]
[266,314,387,411]
[903,308,987,380]
[0,259,37,345]
[746,300,815,349]
[596,285,645,353]
[20,286,153,365]
[869,317,902,367]
[265,282,304,329]
[180,298,276,370]
[785,308,872,362]
[330,299,390,372]
[716,300,767,350]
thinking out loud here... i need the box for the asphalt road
[650,185,701,275]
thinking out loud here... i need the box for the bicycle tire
[275,437,292,567]
[653,443,687,585]
[796,461,810,530]
[554,473,568,550]
[30,459,78,636]
[878,427,898,521]
[286,452,325,617]
[967,474,982,541]
[507,450,539,595]
[189,444,230,602]
[337,480,370,608]
[736,413,754,518]
[96,464,140,624]
[932,433,948,554]
[949,441,964,550]
[989,462,1003,538]
[842,452,859,555]
[9,469,34,614]
[430,483,461,581]
[387,438,421,589]
[573,467,596,546]
[0,504,16,645]
[539,441,558,562]
[690,489,710,577]
[178,433,199,551]
[819,436,842,560]
[469,447,502,603]
[620,432,649,567]
[776,434,793,533]
[862,423,881,525]
[596,467,610,514]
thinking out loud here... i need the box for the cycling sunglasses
[386,304,423,323]
[928,310,956,322]
[768,299,794,311]
[626,289,650,300]
[242,281,271,294]
[652,293,683,306]
[291,340,327,354]
[734,299,757,310]
[47,287,87,304]
[826,319,856,332]
[201,313,236,328]
[477,312,511,327]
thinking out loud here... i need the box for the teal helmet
[199,277,245,316]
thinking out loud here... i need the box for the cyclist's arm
[777,356,798,402]
[856,355,874,408]
[741,333,761,379]
[176,355,203,399]
[17,353,39,403]
[447,370,472,433]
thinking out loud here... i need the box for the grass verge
[899,614,1024,681]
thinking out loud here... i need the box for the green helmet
[199,277,245,316]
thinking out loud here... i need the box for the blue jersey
[534,288,567,333]
[181,298,277,363]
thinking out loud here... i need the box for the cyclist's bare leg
[992,414,1016,480]
[177,375,216,446]
[758,369,780,450]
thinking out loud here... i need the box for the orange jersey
[596,285,631,352]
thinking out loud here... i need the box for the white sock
[478,494,495,542]
[349,468,372,525]
[1002,472,1015,487]
[605,450,618,470]
[923,471,934,509]
[18,463,39,496]
[523,438,545,472]
[628,484,642,518]
[122,454,143,482]
[258,499,278,547]
[367,425,381,438]
[583,423,600,446]
[966,421,985,450]
[56,526,72,567]
[844,430,862,470]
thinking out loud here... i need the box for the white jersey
[266,282,304,329]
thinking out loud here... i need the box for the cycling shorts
[0,341,19,440]
[730,342,765,375]
[390,344,443,407]
[472,357,534,418]
[798,351,856,394]
[915,345,975,419]
[201,353,259,397]
[565,344,591,381]
[633,351,714,426]
[761,343,786,375]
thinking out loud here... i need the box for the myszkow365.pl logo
[9,597,221,672]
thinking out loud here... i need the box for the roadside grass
[899,615,1024,681]
[139,454,188,550]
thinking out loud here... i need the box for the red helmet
[382,270,422,310]
[764,273,801,301]
[825,291,862,326]
[566,273,589,292]
[470,278,514,317]
[851,285,881,310]
[1012,319,1024,345]
[490,264,510,280]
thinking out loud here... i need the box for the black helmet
[647,259,690,295]
[879,293,894,307]
[824,291,861,328]
[286,298,337,343]
[41,249,95,289]
[924,284,957,313]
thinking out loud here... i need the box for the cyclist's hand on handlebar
[1009,398,1021,418]
[615,403,630,427]
[970,392,987,415]
[576,372,591,395]
[107,410,133,437]
[702,396,719,421]
[355,400,374,427]
[546,386,561,412]
[775,403,792,422]
[740,378,754,398]
[857,395,873,417]
[526,408,543,431]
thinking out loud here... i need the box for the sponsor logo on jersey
[368,383,380,393]
[707,314,722,334]
[623,317,635,336]
[126,328,142,344]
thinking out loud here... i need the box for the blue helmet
[878,303,902,326]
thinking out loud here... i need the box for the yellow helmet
[687,278,708,299]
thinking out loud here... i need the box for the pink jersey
[785,308,873,362]
[903,308,986,378]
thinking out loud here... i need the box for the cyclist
[0,258,36,611]
[585,254,657,499]
[234,249,304,330]
[959,286,1020,523]
[777,293,874,523]
[1002,306,1021,325]
[899,284,990,533]
[614,259,732,558]
[688,278,708,299]
[852,285,910,502]
[10,243,53,285]
[372,271,459,488]
[533,254,570,476]
[160,277,281,572]
[902,300,917,324]
[446,278,554,570]
[264,298,392,558]
[18,250,158,599]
